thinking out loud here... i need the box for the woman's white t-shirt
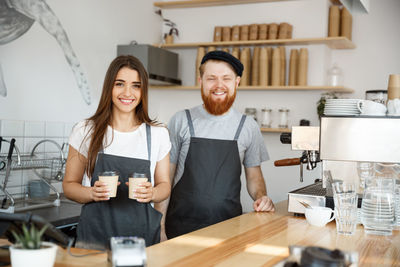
[69,120,171,187]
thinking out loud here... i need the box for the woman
[63,55,171,250]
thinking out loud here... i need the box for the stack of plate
[324,99,361,116]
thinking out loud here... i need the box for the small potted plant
[9,223,58,267]
[155,10,179,44]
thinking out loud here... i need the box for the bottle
[327,63,343,86]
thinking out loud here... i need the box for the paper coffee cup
[129,174,148,200]
[98,171,119,198]
[388,74,400,100]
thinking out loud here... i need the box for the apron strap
[146,124,151,160]
[185,109,195,137]
[234,115,247,141]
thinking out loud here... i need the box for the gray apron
[76,124,162,249]
[166,110,246,239]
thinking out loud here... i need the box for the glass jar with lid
[278,108,289,128]
[244,108,257,122]
[327,63,343,86]
[261,108,272,127]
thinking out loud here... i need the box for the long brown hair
[82,55,156,177]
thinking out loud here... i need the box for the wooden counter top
[4,201,399,266]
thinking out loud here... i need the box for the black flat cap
[201,50,243,77]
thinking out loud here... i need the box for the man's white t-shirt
[69,120,171,187]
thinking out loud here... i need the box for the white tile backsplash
[45,121,65,137]
[1,120,24,137]
[24,138,45,154]
[24,121,45,137]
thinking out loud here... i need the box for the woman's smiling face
[112,67,142,115]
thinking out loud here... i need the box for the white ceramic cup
[305,206,335,227]
[357,100,387,115]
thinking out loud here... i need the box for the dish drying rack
[0,139,66,213]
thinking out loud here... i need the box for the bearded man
[157,51,274,240]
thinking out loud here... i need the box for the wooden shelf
[150,85,354,93]
[154,0,346,9]
[157,37,355,49]
[261,127,291,133]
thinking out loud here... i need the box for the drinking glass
[357,162,374,189]
[332,181,358,235]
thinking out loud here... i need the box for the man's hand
[253,195,275,212]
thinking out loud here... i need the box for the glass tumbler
[332,181,358,235]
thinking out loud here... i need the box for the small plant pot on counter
[9,241,58,267]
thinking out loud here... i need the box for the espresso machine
[277,116,400,215]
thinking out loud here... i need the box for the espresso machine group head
[275,125,320,182]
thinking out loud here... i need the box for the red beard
[201,87,236,115]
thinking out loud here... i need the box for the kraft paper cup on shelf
[98,171,119,198]
[388,74,400,100]
[129,173,148,200]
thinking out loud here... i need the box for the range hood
[117,44,181,85]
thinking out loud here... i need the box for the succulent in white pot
[9,223,57,267]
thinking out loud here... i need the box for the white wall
[0,0,161,122]
[1,0,400,211]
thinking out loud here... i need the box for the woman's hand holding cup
[95,171,120,201]
[92,180,113,201]
[127,173,152,202]
[131,181,154,203]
